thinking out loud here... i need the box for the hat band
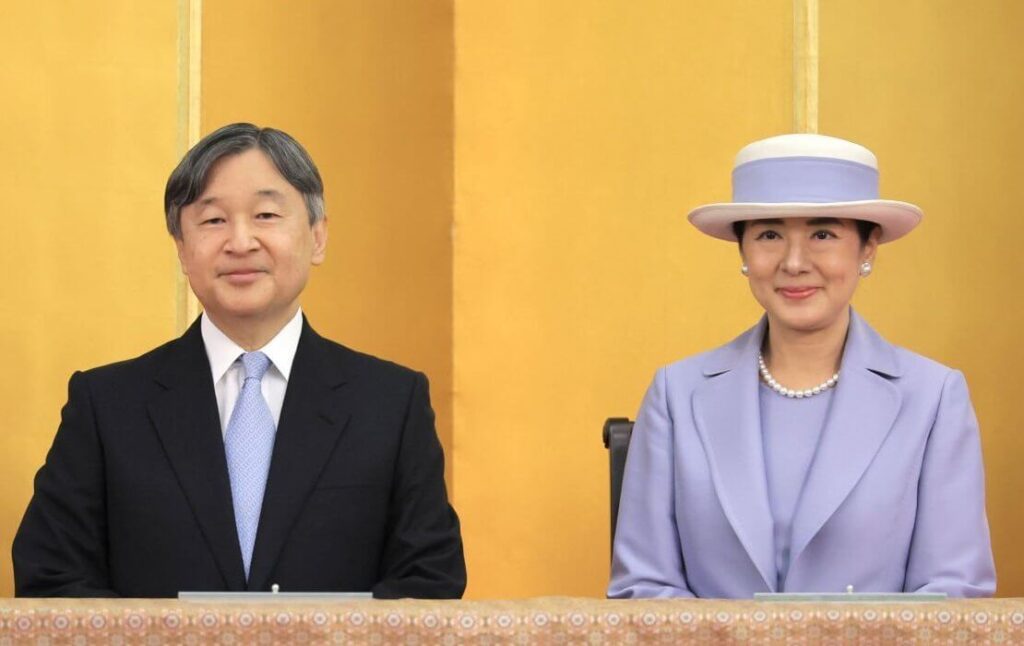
[732,156,879,204]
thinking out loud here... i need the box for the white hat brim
[687,199,923,243]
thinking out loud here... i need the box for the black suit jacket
[13,318,465,598]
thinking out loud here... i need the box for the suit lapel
[148,320,247,590]
[692,319,777,592]
[246,321,352,591]
[788,310,902,569]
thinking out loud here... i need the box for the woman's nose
[780,239,809,274]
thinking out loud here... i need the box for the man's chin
[198,301,276,323]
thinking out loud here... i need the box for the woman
[608,134,995,598]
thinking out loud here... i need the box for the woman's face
[740,217,879,335]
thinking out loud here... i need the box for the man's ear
[174,235,189,276]
[311,217,328,266]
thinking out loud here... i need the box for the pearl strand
[757,352,839,399]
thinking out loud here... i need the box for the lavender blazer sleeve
[608,310,995,599]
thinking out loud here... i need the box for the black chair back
[602,417,634,549]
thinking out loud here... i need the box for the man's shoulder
[77,336,182,381]
[308,332,424,385]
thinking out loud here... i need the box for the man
[13,123,466,598]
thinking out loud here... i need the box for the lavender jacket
[608,310,995,598]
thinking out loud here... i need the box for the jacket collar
[245,320,354,591]
[692,308,902,591]
[701,308,902,379]
[786,310,902,574]
[149,318,354,591]
[149,318,247,590]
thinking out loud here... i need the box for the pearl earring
[859,261,873,277]
[740,264,749,276]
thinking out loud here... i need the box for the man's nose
[225,219,259,252]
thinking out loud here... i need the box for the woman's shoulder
[888,343,966,389]
[658,323,762,383]
[851,314,967,399]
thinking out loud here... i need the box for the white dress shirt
[200,308,304,435]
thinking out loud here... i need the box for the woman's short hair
[164,123,325,238]
[731,219,878,247]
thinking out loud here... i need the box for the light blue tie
[224,351,276,580]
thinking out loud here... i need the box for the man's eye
[256,212,280,220]
[201,217,224,225]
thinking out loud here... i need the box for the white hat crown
[734,133,878,169]
[687,133,922,243]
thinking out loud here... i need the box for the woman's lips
[778,286,819,300]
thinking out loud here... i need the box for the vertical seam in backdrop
[175,0,203,333]
[794,0,819,133]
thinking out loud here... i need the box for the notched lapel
[148,323,247,591]
[692,323,776,592]
[246,325,353,591]
[788,312,902,568]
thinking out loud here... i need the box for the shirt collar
[200,308,304,383]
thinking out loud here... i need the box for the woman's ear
[862,225,882,264]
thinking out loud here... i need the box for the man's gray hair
[164,123,325,238]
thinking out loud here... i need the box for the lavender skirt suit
[608,310,996,598]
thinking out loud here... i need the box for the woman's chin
[769,307,846,335]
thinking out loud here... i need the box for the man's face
[176,148,327,329]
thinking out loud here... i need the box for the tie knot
[240,351,271,382]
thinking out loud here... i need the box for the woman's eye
[812,230,837,240]
[201,217,224,225]
[256,212,280,220]
[755,230,780,240]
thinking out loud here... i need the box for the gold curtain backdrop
[2,0,1023,599]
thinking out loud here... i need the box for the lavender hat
[687,134,923,243]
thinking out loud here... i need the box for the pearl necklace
[757,352,839,398]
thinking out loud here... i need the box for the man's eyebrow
[256,189,287,200]
[195,189,285,206]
